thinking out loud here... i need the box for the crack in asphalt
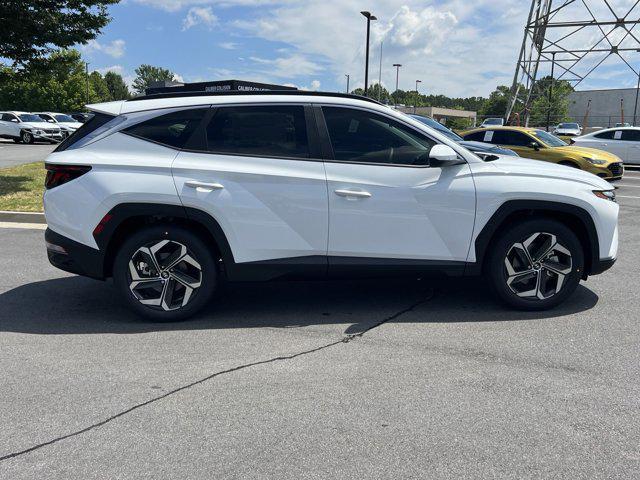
[0,292,433,463]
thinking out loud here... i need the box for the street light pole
[378,41,383,101]
[393,63,402,105]
[85,62,90,105]
[345,74,350,94]
[414,79,422,114]
[361,11,377,96]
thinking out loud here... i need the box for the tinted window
[323,107,435,165]
[594,130,615,139]
[492,130,532,147]
[54,112,116,152]
[463,131,487,142]
[621,130,640,141]
[124,108,206,149]
[206,105,309,158]
[532,130,567,147]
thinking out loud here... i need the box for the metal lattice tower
[506,0,640,125]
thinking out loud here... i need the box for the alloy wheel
[504,232,573,300]
[128,240,202,311]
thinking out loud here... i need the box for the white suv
[43,92,619,321]
[0,111,64,144]
[33,112,83,138]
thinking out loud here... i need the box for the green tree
[0,50,87,111]
[528,76,574,126]
[104,71,130,100]
[0,0,119,65]
[89,71,110,102]
[132,64,176,94]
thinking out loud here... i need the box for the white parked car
[34,112,83,138]
[554,122,582,137]
[43,91,618,321]
[572,127,640,165]
[480,117,504,128]
[0,111,64,144]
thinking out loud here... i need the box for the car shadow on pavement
[0,275,599,336]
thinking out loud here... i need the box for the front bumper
[587,162,624,179]
[45,228,106,280]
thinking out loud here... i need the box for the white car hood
[58,121,82,129]
[483,156,611,190]
[21,121,60,130]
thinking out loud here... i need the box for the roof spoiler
[85,100,125,116]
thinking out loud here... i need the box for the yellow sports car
[461,126,624,179]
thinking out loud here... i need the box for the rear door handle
[185,180,224,191]
[334,189,372,198]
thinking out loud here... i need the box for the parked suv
[0,111,63,144]
[34,112,83,138]
[43,92,618,321]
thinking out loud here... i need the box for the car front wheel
[487,219,584,310]
[20,131,34,144]
[113,225,217,321]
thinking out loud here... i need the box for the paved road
[0,175,639,479]
[0,139,56,168]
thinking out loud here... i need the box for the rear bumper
[45,228,105,280]
[590,256,616,276]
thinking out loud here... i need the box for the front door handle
[334,189,372,199]
[185,180,224,191]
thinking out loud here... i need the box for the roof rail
[127,90,384,105]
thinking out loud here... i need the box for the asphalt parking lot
[0,169,639,478]
[0,139,56,168]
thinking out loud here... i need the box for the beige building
[396,106,477,126]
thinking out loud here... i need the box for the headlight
[583,156,606,165]
[593,190,616,202]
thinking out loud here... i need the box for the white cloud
[182,6,218,30]
[82,39,126,58]
[218,41,240,50]
[94,65,124,75]
[135,0,286,13]
[248,53,322,78]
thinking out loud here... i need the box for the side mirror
[10,118,18,123]
[429,144,460,164]
[529,142,540,151]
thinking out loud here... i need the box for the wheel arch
[470,200,599,278]
[95,203,235,279]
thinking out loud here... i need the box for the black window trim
[314,103,459,168]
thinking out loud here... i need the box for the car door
[491,130,542,159]
[620,129,640,164]
[172,103,329,270]
[0,113,20,137]
[318,105,476,270]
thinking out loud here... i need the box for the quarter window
[205,105,309,158]
[123,108,207,149]
[322,107,435,165]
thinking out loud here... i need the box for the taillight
[45,163,91,189]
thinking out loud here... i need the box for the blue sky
[80,0,640,97]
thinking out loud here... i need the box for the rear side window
[205,105,309,158]
[54,112,115,152]
[594,130,615,140]
[123,108,207,149]
[463,131,487,142]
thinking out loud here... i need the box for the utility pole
[85,62,90,105]
[378,41,383,101]
[634,55,640,126]
[345,74,350,94]
[546,51,555,132]
[360,11,377,96]
[414,79,422,114]
[393,63,402,92]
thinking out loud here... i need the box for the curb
[0,211,46,224]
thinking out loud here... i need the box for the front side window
[491,130,533,147]
[594,130,615,140]
[322,107,435,165]
[532,130,567,147]
[621,130,640,141]
[205,105,309,158]
[124,108,207,149]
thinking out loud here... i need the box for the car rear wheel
[113,225,217,321]
[487,219,584,310]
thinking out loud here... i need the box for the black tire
[20,131,34,144]
[113,225,217,321]
[486,218,584,310]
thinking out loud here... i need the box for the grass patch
[0,162,45,212]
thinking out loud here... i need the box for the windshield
[558,123,579,129]
[533,130,567,147]
[483,118,502,125]
[54,114,76,122]
[409,115,463,141]
[18,114,44,123]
